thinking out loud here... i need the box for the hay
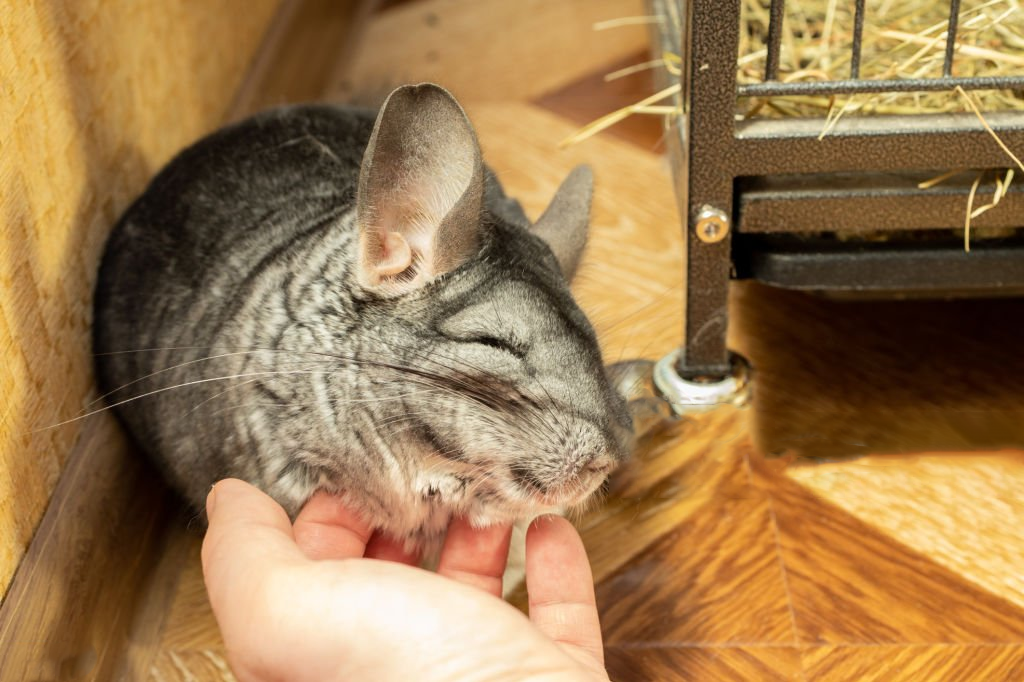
[573,3,1024,250]
[921,86,1024,249]
[572,2,1022,142]
[956,84,1024,172]
[737,0,1024,119]
[558,82,680,148]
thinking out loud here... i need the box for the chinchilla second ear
[531,165,593,281]
[355,83,485,294]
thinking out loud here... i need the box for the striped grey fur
[93,84,632,551]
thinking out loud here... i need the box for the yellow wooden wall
[0,0,281,599]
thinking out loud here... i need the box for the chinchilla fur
[93,84,632,551]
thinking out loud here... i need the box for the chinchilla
[93,83,632,552]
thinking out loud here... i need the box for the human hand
[201,479,610,682]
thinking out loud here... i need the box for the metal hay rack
[636,0,1024,413]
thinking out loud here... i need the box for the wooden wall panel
[0,0,281,599]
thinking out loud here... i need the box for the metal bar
[736,239,1024,295]
[737,172,1024,234]
[944,0,962,77]
[679,0,743,377]
[732,111,1024,176]
[850,0,866,78]
[764,0,786,81]
[738,74,1024,97]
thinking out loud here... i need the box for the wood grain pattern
[757,458,1024,645]
[147,650,236,682]
[0,0,280,598]
[114,513,208,681]
[0,416,173,681]
[801,644,1024,681]
[331,0,649,104]
[231,0,374,116]
[580,410,750,584]
[788,453,1024,609]
[155,536,224,654]
[34,0,1024,680]
[729,282,1024,460]
[596,443,794,646]
[606,646,803,682]
[534,50,666,152]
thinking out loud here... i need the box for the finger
[293,491,375,560]
[437,518,513,598]
[526,515,605,668]
[365,531,422,566]
[201,479,305,634]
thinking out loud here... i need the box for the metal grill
[745,0,1024,97]
[648,0,1024,378]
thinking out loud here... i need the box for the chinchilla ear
[355,83,484,295]
[531,165,592,280]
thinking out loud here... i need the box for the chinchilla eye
[466,334,528,360]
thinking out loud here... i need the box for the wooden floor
[122,1,1024,679]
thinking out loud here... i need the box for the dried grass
[571,0,1023,142]
[737,0,1024,119]
[572,2,1024,249]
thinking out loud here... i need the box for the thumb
[201,479,305,637]
[526,515,606,674]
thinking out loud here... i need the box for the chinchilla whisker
[186,378,263,416]
[40,369,348,431]
[411,449,499,480]
[374,411,462,433]
[370,341,504,385]
[369,363,508,412]
[98,344,407,367]
[205,389,447,418]
[90,344,398,409]
[98,346,500,418]
[94,344,344,358]
[361,343,559,423]
[88,349,312,409]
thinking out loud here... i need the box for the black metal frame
[649,0,1024,378]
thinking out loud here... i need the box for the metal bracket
[610,350,752,438]
[653,349,751,417]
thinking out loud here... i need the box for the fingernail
[532,513,558,527]
[206,483,217,518]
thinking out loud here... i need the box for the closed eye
[465,335,528,360]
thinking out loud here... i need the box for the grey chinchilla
[93,83,632,551]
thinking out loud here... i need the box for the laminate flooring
[125,2,1024,679]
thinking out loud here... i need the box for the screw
[695,206,729,244]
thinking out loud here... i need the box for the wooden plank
[802,644,1024,681]
[0,0,280,600]
[758,459,1024,644]
[532,50,666,152]
[112,514,202,681]
[606,646,803,682]
[0,416,173,682]
[230,0,376,115]
[147,650,236,682]
[331,0,649,104]
[595,442,794,647]
[788,452,1024,610]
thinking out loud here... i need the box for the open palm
[201,479,610,682]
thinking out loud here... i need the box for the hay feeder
[647,0,1024,380]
